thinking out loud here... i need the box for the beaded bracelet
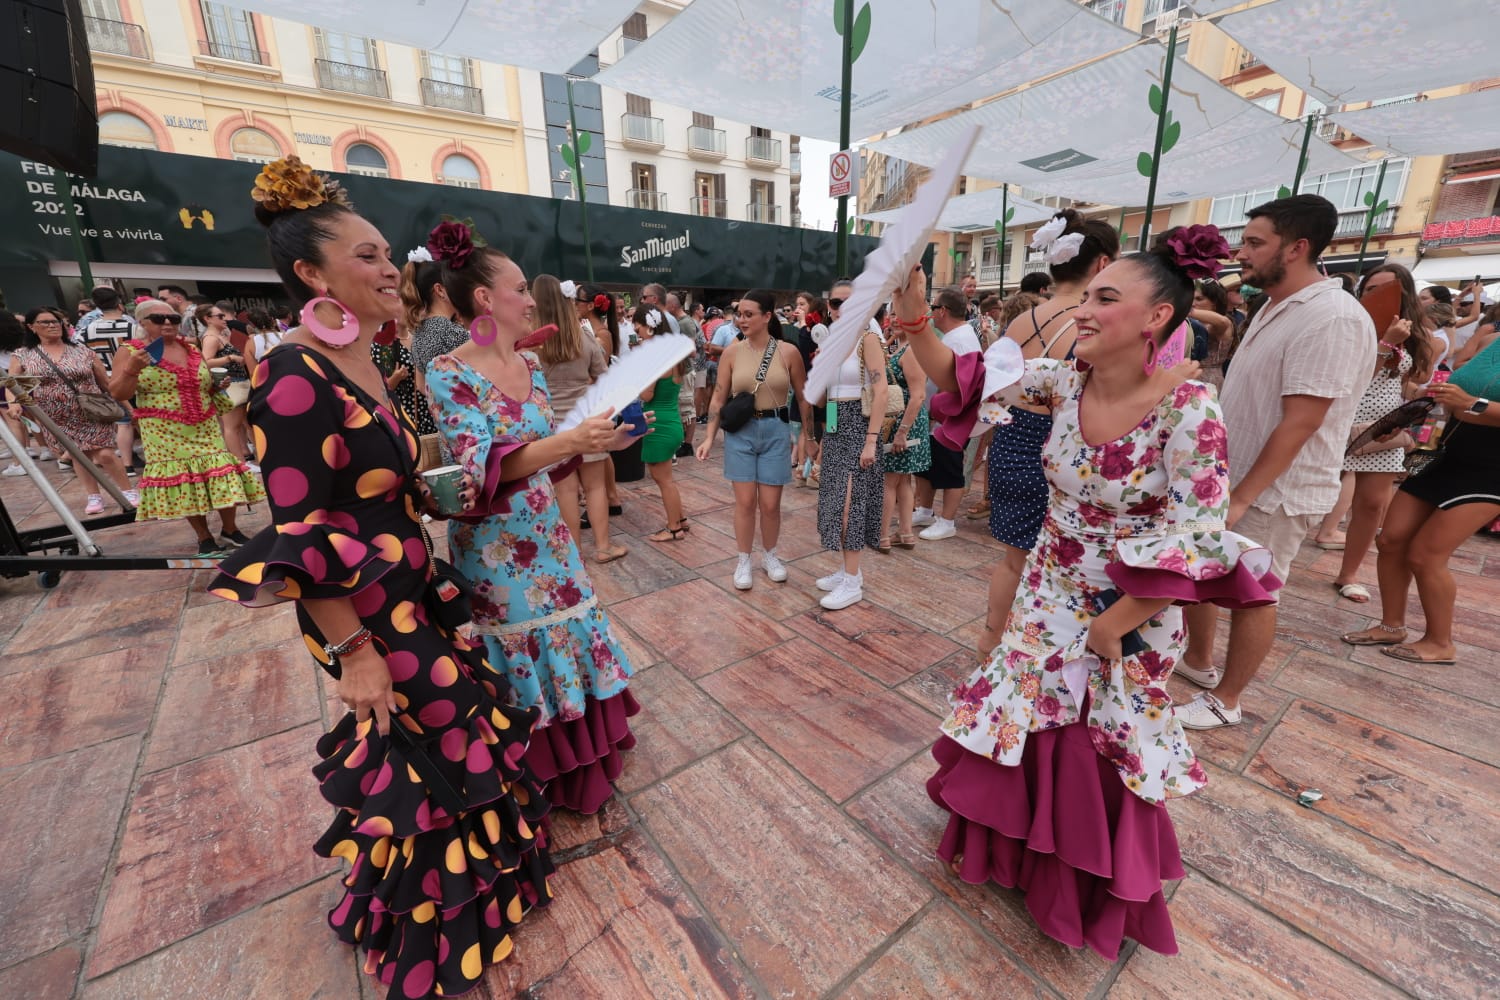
[895,313,932,332]
[324,625,373,663]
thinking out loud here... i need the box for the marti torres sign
[0,147,876,293]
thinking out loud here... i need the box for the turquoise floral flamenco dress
[426,351,638,815]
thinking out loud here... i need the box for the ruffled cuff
[1105,529,1282,609]
[208,517,403,606]
[453,444,581,523]
[928,340,1024,450]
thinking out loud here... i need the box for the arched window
[230,127,281,164]
[345,142,389,178]
[439,153,481,189]
[99,111,157,149]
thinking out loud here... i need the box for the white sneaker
[911,507,935,527]
[84,494,105,515]
[1175,661,1222,689]
[733,554,753,590]
[121,489,139,508]
[245,461,261,473]
[38,449,54,461]
[1,463,26,477]
[816,570,847,592]
[919,518,956,541]
[762,550,788,583]
[25,447,40,458]
[1176,692,1243,730]
[820,573,863,610]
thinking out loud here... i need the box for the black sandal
[649,524,688,543]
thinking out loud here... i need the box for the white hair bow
[407,246,434,263]
[560,280,577,299]
[646,309,663,329]
[1029,216,1083,265]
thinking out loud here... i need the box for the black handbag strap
[751,337,778,386]
[30,345,107,404]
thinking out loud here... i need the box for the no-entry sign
[829,149,857,199]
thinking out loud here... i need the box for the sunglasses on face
[32,319,63,326]
[828,297,845,309]
[143,314,183,326]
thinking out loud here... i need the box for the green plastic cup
[421,465,466,515]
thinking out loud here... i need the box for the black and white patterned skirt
[817,399,885,552]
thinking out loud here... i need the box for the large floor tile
[1166,672,1291,772]
[545,795,631,856]
[170,599,299,666]
[0,943,81,1000]
[633,741,930,997]
[839,902,1049,998]
[2,589,182,668]
[613,661,744,794]
[1247,700,1500,892]
[0,642,165,768]
[1173,764,1500,998]
[1347,639,1499,707]
[486,831,756,999]
[610,579,793,678]
[80,879,359,1000]
[0,580,46,646]
[142,645,322,773]
[898,650,975,717]
[42,567,193,610]
[782,600,960,687]
[0,737,140,967]
[700,638,937,802]
[700,554,826,622]
[584,542,699,607]
[89,724,329,976]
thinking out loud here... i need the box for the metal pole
[1292,113,1314,193]
[1355,158,1389,274]
[835,0,855,276]
[1139,22,1179,248]
[564,77,594,282]
[59,174,95,292]
[0,387,103,556]
[998,185,1008,291]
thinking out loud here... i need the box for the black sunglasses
[143,314,183,326]
[828,297,845,309]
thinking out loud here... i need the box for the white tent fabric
[1327,88,1500,157]
[1213,0,1499,106]
[230,0,644,73]
[868,43,1356,208]
[593,0,1137,142]
[859,187,1057,233]
[1412,256,1500,283]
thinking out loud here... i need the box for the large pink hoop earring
[301,296,360,348]
[469,312,499,347]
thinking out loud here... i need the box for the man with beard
[1176,194,1374,730]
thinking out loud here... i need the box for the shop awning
[1328,88,1500,158]
[859,187,1057,233]
[593,0,1137,142]
[1413,254,1500,283]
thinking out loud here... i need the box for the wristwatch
[1465,397,1490,416]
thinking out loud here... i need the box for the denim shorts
[723,415,791,485]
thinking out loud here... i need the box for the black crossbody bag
[719,339,779,432]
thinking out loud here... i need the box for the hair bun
[250,156,351,227]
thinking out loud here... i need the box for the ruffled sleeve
[210,347,404,607]
[927,342,1047,449]
[424,354,540,519]
[1104,382,1282,609]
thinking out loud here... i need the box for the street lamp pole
[835,0,854,276]
[564,75,594,282]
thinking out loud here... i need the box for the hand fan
[517,323,559,352]
[555,333,693,433]
[228,328,249,352]
[1360,280,1402,341]
[145,338,167,364]
[1344,398,1435,456]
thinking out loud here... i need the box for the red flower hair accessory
[425,216,487,270]
[592,293,611,313]
[1164,225,1231,281]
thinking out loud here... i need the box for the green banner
[1,146,876,293]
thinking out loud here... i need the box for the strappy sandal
[965,502,991,519]
[649,522,689,543]
[1380,644,1456,665]
[895,533,917,549]
[876,535,892,553]
[1340,623,1407,646]
[594,545,629,564]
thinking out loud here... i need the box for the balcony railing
[199,38,268,65]
[687,125,726,158]
[420,78,483,115]
[316,58,389,98]
[1219,207,1397,247]
[978,263,1003,285]
[790,151,801,174]
[621,113,664,147]
[1422,215,1500,246]
[748,203,781,224]
[746,135,782,165]
[627,189,667,211]
[1237,49,1262,73]
[85,16,149,59]
[1023,258,1049,275]
[690,197,727,218]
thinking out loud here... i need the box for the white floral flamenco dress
[925,345,1280,959]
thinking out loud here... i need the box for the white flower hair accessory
[1029,215,1068,251]
[407,246,434,263]
[1029,215,1086,265]
[646,308,663,330]
[560,279,577,299]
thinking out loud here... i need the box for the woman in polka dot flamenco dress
[422,220,641,815]
[209,158,555,999]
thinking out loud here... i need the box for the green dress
[641,375,684,464]
[880,345,931,474]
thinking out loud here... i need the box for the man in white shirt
[1450,281,1488,354]
[913,286,983,540]
[1177,194,1375,730]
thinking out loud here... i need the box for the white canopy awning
[1213,0,1499,106]
[868,44,1356,208]
[1328,88,1500,158]
[231,0,643,73]
[859,187,1057,233]
[1412,254,1500,283]
[593,0,1138,142]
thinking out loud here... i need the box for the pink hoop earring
[300,296,360,348]
[469,312,499,347]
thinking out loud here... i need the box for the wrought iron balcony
[420,78,483,115]
[316,58,390,99]
[1421,214,1500,246]
[85,16,149,59]
[621,113,664,147]
[627,189,667,211]
[746,135,782,165]
[198,38,268,65]
[690,197,727,218]
[687,125,726,158]
[1219,207,1396,248]
[747,203,781,224]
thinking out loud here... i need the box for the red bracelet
[895,313,932,331]
[324,626,373,662]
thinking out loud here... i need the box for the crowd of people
[4,154,1499,999]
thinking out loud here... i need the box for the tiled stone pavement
[3,453,1498,1000]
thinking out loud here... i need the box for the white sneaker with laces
[911,507,935,527]
[816,570,846,592]
[762,550,788,583]
[84,494,105,515]
[1175,661,1221,689]
[1176,692,1243,730]
[121,489,139,508]
[38,449,54,461]
[820,573,863,610]
[1,463,26,477]
[733,554,753,590]
[919,518,956,541]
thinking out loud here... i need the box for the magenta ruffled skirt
[926,723,1184,960]
[526,689,640,815]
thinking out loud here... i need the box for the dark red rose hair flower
[426,220,474,269]
[1164,225,1231,281]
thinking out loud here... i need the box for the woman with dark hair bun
[899,225,1278,960]
[209,158,555,998]
[400,251,468,402]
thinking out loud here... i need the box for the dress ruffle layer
[207,513,403,607]
[929,342,1026,449]
[926,729,1184,961]
[526,690,640,814]
[1107,530,1282,609]
[134,451,265,521]
[313,701,555,999]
